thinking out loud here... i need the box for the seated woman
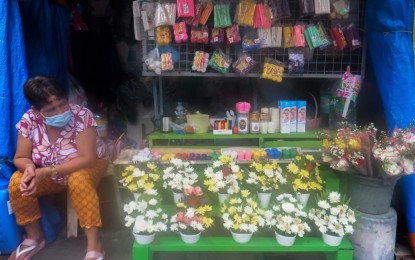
[8,76,108,260]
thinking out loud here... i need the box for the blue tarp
[0,0,29,159]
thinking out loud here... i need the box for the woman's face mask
[42,110,72,127]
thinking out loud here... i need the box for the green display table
[132,236,353,260]
[148,131,322,149]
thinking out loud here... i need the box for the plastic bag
[144,47,162,75]
[192,51,210,72]
[283,24,294,48]
[232,53,257,77]
[253,3,272,28]
[261,58,284,82]
[214,3,231,28]
[242,29,262,51]
[258,28,272,48]
[174,22,188,43]
[161,52,174,71]
[314,0,331,15]
[177,0,195,18]
[208,48,232,74]
[288,48,305,74]
[330,24,347,50]
[186,2,203,26]
[156,26,172,45]
[210,28,225,44]
[199,2,213,25]
[316,22,331,49]
[293,23,306,47]
[276,0,291,19]
[344,23,361,51]
[225,24,240,45]
[234,0,256,27]
[331,0,350,17]
[304,24,323,49]
[270,25,283,47]
[190,26,209,44]
[299,0,315,16]
[154,3,176,27]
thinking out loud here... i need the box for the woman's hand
[20,166,49,196]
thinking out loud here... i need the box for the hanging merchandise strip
[140,0,365,78]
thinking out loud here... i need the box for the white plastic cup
[260,122,268,134]
[268,122,277,133]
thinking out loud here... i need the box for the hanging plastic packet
[253,3,272,28]
[161,52,174,71]
[316,21,331,49]
[208,48,232,74]
[192,51,210,72]
[270,25,283,47]
[186,2,203,26]
[258,28,272,48]
[159,45,180,62]
[144,47,162,75]
[154,2,177,27]
[156,26,172,45]
[304,24,323,48]
[225,24,240,45]
[232,53,257,77]
[235,0,256,27]
[331,0,350,18]
[210,28,225,44]
[283,24,295,48]
[199,2,213,25]
[314,0,330,15]
[177,0,195,18]
[214,2,232,28]
[330,24,347,50]
[299,0,315,17]
[288,48,305,74]
[264,0,278,23]
[344,23,361,51]
[141,2,156,31]
[261,58,284,82]
[242,29,262,51]
[293,23,306,47]
[276,0,291,19]
[190,26,209,44]
[174,22,188,43]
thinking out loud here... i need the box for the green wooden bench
[132,236,353,260]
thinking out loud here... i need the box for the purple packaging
[297,100,306,132]
[290,101,297,133]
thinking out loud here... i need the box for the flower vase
[133,193,142,201]
[231,231,253,244]
[133,232,155,245]
[218,193,229,204]
[296,192,310,207]
[275,231,296,246]
[173,191,184,204]
[179,232,201,244]
[257,192,272,208]
[322,233,343,246]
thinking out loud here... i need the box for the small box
[280,100,291,133]
[297,100,306,132]
[290,101,297,133]
[213,129,233,135]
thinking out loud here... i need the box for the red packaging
[190,26,209,44]
[330,26,347,50]
[225,24,240,45]
[186,3,203,26]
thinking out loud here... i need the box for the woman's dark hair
[23,76,68,110]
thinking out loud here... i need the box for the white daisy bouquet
[264,193,310,237]
[119,163,160,193]
[245,159,287,192]
[308,191,356,237]
[123,191,168,235]
[221,189,265,234]
[203,154,244,195]
[162,158,198,192]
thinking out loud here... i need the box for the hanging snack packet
[156,26,172,45]
[261,58,284,82]
[253,3,272,28]
[258,28,272,48]
[304,24,323,48]
[177,0,195,18]
[293,24,306,47]
[235,0,256,27]
[192,51,210,72]
[190,26,209,44]
[299,0,315,16]
[186,3,203,26]
[242,29,261,51]
[144,47,162,75]
[225,24,240,45]
[316,22,331,49]
[344,23,361,51]
[174,22,188,43]
[161,52,174,71]
[214,3,232,28]
[266,0,279,23]
[208,48,232,74]
[288,48,305,74]
[199,2,213,25]
[330,24,347,50]
[210,28,225,44]
[331,0,350,17]
[154,3,177,27]
[232,53,257,77]
[276,0,291,19]
[270,26,283,47]
[314,0,330,15]
[283,24,295,48]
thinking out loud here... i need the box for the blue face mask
[42,110,72,127]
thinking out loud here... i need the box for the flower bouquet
[119,163,160,200]
[264,193,310,246]
[221,189,265,243]
[245,159,287,208]
[170,186,214,244]
[162,158,198,203]
[308,191,356,246]
[286,155,324,206]
[123,191,168,244]
[203,154,244,204]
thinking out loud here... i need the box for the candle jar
[237,112,249,134]
[249,112,260,134]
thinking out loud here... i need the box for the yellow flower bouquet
[245,160,287,192]
[120,163,160,196]
[286,155,324,193]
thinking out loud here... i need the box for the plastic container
[186,114,210,133]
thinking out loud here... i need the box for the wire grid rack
[142,0,366,78]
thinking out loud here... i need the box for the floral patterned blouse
[16,104,106,185]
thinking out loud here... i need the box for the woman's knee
[8,171,23,194]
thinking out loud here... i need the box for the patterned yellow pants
[8,159,108,228]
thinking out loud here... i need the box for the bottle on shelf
[174,102,187,125]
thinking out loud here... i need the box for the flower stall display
[221,189,265,243]
[162,158,198,203]
[124,192,168,245]
[264,193,311,246]
[170,186,214,244]
[119,163,160,200]
[286,155,324,207]
[203,154,244,204]
[245,159,287,208]
[308,191,356,246]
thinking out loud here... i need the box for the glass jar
[237,112,249,134]
[249,112,260,134]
